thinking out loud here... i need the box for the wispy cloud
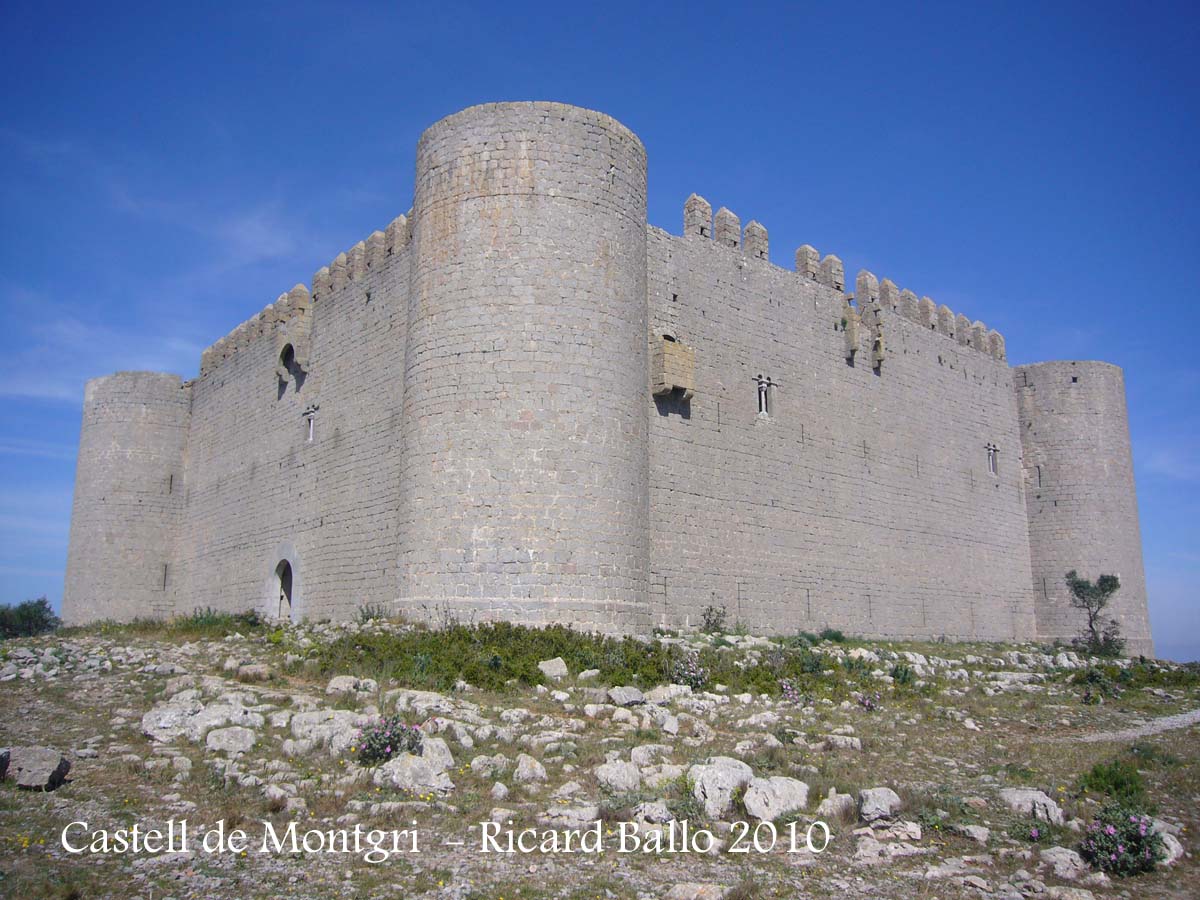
[0,564,64,579]
[1142,446,1200,483]
[0,286,203,401]
[0,129,328,402]
[0,438,75,461]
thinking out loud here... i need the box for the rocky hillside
[1,615,1196,899]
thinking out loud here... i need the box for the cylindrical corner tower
[62,372,191,624]
[1015,361,1154,656]
[397,101,651,633]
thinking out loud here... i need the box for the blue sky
[1,1,1196,659]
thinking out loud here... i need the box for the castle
[61,102,1155,656]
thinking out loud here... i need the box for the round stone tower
[396,102,651,633]
[62,372,191,624]
[1015,361,1154,656]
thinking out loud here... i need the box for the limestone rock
[743,776,809,822]
[237,663,271,681]
[630,743,671,767]
[470,753,510,778]
[633,800,673,824]
[420,737,454,773]
[952,823,991,845]
[326,675,378,696]
[205,726,257,756]
[607,686,644,707]
[815,787,856,821]
[537,657,568,681]
[141,697,203,742]
[644,684,692,705]
[1044,888,1096,900]
[858,787,902,822]
[664,884,730,900]
[1159,831,1183,866]
[854,835,926,865]
[999,788,1065,826]
[513,753,546,784]
[688,756,753,820]
[538,804,601,829]
[372,754,453,795]
[290,709,366,756]
[4,746,70,791]
[183,702,265,743]
[595,760,641,793]
[822,734,862,751]
[1040,846,1088,881]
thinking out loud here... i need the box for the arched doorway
[274,560,293,620]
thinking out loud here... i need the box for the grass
[312,619,877,697]
[58,606,266,641]
[1077,756,1149,806]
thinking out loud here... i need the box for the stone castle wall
[60,101,1154,654]
[395,103,651,631]
[62,372,190,624]
[168,221,411,623]
[1016,361,1154,656]
[646,205,1036,641]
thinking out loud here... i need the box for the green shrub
[316,620,851,697]
[1079,804,1164,876]
[671,651,708,689]
[1074,665,1122,704]
[159,607,263,639]
[1115,661,1200,691]
[317,621,674,692]
[1007,817,1065,844]
[890,663,916,686]
[0,597,60,639]
[1078,758,1147,806]
[352,714,423,766]
[1128,741,1179,768]
[840,656,869,675]
[819,628,846,643]
[357,603,389,624]
[666,773,705,824]
[700,604,728,634]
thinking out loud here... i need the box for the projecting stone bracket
[651,335,696,400]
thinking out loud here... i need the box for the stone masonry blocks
[62,101,1153,655]
[1015,362,1153,655]
[396,102,651,634]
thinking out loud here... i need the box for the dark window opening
[279,344,295,371]
[1071,376,1078,383]
[986,443,999,477]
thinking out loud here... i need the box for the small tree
[0,597,61,639]
[1065,570,1125,657]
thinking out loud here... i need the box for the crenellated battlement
[198,213,414,379]
[678,195,1005,362]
